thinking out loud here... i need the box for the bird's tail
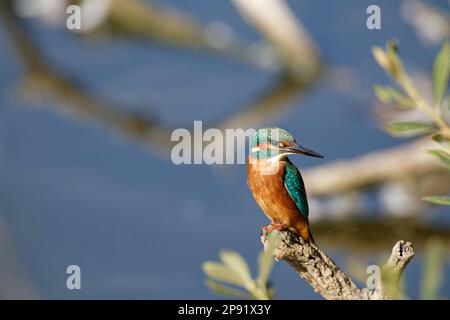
[294,222,315,243]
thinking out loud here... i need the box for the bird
[247,127,324,242]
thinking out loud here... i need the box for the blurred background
[0,0,449,299]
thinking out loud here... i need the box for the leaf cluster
[374,41,450,205]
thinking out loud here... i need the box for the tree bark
[261,229,414,300]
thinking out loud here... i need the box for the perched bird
[247,127,323,242]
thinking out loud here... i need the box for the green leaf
[266,286,276,300]
[202,261,246,287]
[372,42,403,80]
[431,133,450,149]
[373,47,391,72]
[423,196,450,206]
[256,232,279,288]
[384,121,435,136]
[385,40,403,79]
[427,149,450,170]
[374,85,414,108]
[206,279,249,299]
[421,238,444,299]
[432,41,450,106]
[219,250,253,287]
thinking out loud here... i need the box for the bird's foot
[263,222,289,234]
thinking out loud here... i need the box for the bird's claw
[262,223,289,235]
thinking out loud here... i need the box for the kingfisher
[247,127,324,242]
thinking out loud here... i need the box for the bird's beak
[280,143,324,158]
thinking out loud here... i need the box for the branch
[107,0,210,49]
[1,1,322,158]
[378,240,415,299]
[303,138,449,197]
[231,0,321,82]
[312,217,450,253]
[261,228,414,300]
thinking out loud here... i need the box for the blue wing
[284,160,309,218]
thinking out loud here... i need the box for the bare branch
[1,1,321,158]
[261,228,414,300]
[378,240,415,299]
[303,138,449,197]
[232,0,321,82]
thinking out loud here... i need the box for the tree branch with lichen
[261,229,414,300]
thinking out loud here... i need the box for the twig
[261,228,414,300]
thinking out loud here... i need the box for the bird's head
[250,127,324,161]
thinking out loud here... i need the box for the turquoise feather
[284,159,309,218]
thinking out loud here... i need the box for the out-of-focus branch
[1,0,322,157]
[65,0,329,75]
[313,217,450,253]
[1,0,172,152]
[401,0,450,46]
[104,0,248,63]
[106,0,210,49]
[105,0,324,79]
[261,229,414,300]
[303,138,449,197]
[232,0,321,82]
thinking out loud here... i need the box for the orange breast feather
[247,157,311,241]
